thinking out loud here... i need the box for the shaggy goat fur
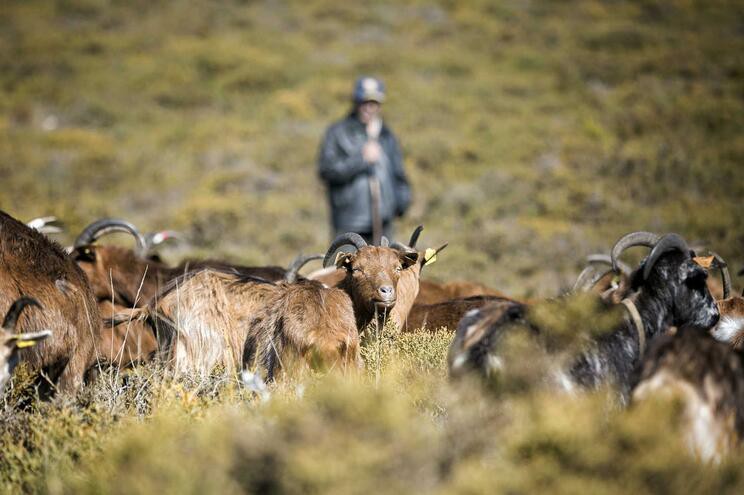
[0,210,100,393]
[130,268,360,379]
[632,327,744,462]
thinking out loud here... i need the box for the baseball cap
[352,76,386,103]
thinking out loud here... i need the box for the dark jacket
[318,114,411,233]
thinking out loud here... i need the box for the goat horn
[586,254,632,277]
[643,233,691,280]
[323,233,367,268]
[3,297,42,330]
[285,254,324,284]
[610,231,661,273]
[408,225,424,249]
[573,266,603,292]
[74,218,147,256]
[390,241,412,251]
[708,251,731,300]
[380,236,390,247]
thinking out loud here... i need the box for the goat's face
[674,258,720,329]
[337,246,418,314]
[645,253,719,330]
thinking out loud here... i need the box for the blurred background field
[2,0,742,297]
[1,0,743,492]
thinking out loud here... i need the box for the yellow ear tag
[693,256,714,269]
[424,248,438,266]
[15,340,38,349]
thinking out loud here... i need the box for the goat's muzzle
[374,285,396,309]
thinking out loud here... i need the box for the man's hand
[363,141,382,163]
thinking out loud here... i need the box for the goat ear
[72,246,96,262]
[399,251,419,269]
[6,330,51,350]
[335,252,355,270]
[692,256,714,269]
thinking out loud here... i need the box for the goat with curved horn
[74,218,147,256]
[285,254,324,284]
[322,233,368,268]
[610,231,661,273]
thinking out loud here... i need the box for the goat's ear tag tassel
[693,256,714,269]
[15,340,38,349]
[424,248,438,266]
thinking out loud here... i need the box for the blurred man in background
[318,76,411,245]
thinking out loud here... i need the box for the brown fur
[632,328,744,462]
[96,300,157,368]
[308,267,346,287]
[245,279,361,380]
[133,269,359,378]
[73,245,170,306]
[415,279,506,305]
[405,295,511,332]
[0,210,100,393]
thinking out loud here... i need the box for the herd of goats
[1,209,744,462]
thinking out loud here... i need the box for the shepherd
[318,76,412,245]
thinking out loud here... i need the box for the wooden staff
[366,117,383,246]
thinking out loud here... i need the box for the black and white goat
[450,232,720,402]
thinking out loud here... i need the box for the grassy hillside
[1,0,743,491]
[2,0,741,296]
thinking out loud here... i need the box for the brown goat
[404,295,513,332]
[415,280,507,306]
[632,327,744,463]
[0,210,100,393]
[129,256,361,379]
[0,297,51,393]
